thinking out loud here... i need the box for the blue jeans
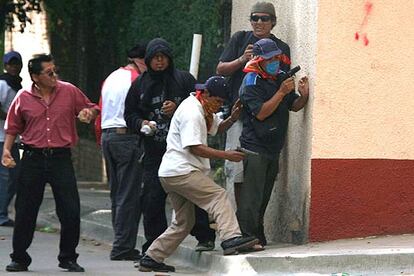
[0,143,20,224]
[10,147,80,266]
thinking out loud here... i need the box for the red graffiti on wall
[355,1,373,46]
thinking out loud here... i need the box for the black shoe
[0,220,15,227]
[58,261,85,272]
[195,240,215,252]
[221,236,259,255]
[110,249,142,261]
[138,255,175,272]
[6,261,28,272]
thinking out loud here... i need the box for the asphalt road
[0,226,203,276]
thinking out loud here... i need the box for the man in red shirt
[1,54,99,272]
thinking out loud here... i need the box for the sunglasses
[41,68,58,77]
[250,15,272,22]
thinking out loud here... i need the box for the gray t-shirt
[0,80,18,142]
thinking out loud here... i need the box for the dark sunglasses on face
[41,68,58,77]
[250,15,272,22]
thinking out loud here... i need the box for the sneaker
[138,255,175,272]
[110,249,142,261]
[6,261,28,272]
[221,236,259,255]
[58,261,85,272]
[195,240,215,252]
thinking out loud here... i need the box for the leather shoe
[0,220,15,227]
[110,249,142,261]
[6,261,28,272]
[221,236,259,255]
[138,255,175,272]
[58,261,85,272]
[195,240,215,252]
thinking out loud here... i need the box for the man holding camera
[216,1,291,210]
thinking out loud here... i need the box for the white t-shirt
[101,67,137,129]
[0,80,18,142]
[158,93,222,177]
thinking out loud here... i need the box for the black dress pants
[10,148,80,266]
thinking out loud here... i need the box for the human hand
[140,120,157,135]
[161,100,177,117]
[78,108,95,123]
[2,149,16,168]
[298,76,309,97]
[229,99,242,122]
[239,44,254,63]
[279,77,295,96]
[225,150,245,162]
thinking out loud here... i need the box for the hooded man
[124,38,215,255]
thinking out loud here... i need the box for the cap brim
[259,49,282,59]
[195,83,207,90]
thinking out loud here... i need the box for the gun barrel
[288,65,301,77]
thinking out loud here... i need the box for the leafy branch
[1,0,42,33]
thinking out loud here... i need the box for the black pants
[102,131,143,258]
[10,148,80,266]
[141,166,215,253]
[237,153,279,246]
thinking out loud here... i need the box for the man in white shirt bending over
[138,76,259,273]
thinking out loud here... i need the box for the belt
[22,145,71,156]
[102,127,136,135]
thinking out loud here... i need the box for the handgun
[236,146,259,156]
[279,65,301,82]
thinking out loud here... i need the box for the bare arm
[256,77,295,121]
[189,144,244,162]
[217,99,242,134]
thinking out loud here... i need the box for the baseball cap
[253,38,282,59]
[3,51,22,64]
[195,76,228,100]
[250,1,276,17]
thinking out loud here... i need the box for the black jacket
[124,38,196,168]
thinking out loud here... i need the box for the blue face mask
[265,61,280,75]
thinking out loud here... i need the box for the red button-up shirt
[5,80,99,148]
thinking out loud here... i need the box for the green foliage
[0,0,42,71]
[1,0,42,33]
[128,0,223,78]
[43,0,229,139]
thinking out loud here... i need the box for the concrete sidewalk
[36,186,414,276]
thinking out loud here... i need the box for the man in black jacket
[124,38,215,254]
